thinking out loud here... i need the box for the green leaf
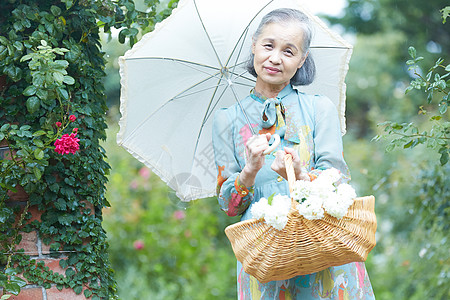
[4,283,20,295]
[65,268,75,277]
[118,29,130,44]
[13,41,23,51]
[57,87,69,100]
[441,6,450,23]
[26,97,40,114]
[267,193,275,205]
[61,0,74,9]
[439,102,448,114]
[36,88,48,100]
[20,54,33,62]
[34,148,44,160]
[23,85,37,96]
[430,115,442,121]
[386,143,396,152]
[439,147,449,165]
[54,60,69,69]
[10,275,26,287]
[73,285,83,295]
[33,130,46,137]
[63,75,75,85]
[59,259,68,269]
[84,289,93,298]
[1,123,10,131]
[50,5,62,16]
[33,166,42,180]
[408,46,416,58]
[33,139,44,147]
[53,71,64,83]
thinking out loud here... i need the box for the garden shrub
[0,0,177,298]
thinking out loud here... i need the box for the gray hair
[246,8,316,86]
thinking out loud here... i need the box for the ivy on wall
[0,0,178,298]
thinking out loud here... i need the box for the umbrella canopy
[117,0,353,201]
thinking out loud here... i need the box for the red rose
[54,133,80,155]
[73,128,78,133]
[69,115,76,122]
[55,122,62,127]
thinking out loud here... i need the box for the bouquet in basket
[251,168,356,230]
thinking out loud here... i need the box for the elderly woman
[212,8,375,299]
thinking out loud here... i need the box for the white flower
[292,180,314,201]
[315,168,341,186]
[251,195,291,230]
[250,198,269,220]
[336,183,357,202]
[265,207,289,230]
[322,197,349,219]
[309,179,335,199]
[297,196,324,220]
[293,170,357,220]
[272,194,292,212]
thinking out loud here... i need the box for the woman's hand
[271,147,309,181]
[240,133,271,187]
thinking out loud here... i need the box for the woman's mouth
[264,66,280,75]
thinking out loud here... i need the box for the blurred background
[100,0,449,299]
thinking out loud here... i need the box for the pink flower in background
[73,127,78,133]
[138,166,151,179]
[69,114,76,122]
[133,240,144,250]
[54,133,80,155]
[129,180,139,190]
[55,122,62,127]
[173,210,186,220]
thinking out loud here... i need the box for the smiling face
[252,21,307,97]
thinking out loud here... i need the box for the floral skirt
[237,261,375,299]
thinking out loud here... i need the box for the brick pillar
[0,144,89,300]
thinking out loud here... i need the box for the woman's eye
[263,44,273,49]
[285,49,293,55]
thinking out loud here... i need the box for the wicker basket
[224,156,377,283]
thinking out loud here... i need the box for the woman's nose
[269,51,281,64]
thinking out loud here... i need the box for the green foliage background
[1,0,447,299]
[102,1,449,299]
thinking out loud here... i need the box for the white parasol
[117,0,353,201]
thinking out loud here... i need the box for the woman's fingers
[246,134,271,155]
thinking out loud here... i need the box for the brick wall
[1,145,90,299]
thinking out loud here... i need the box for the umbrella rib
[172,81,229,100]
[122,73,225,143]
[230,83,256,135]
[193,0,223,69]
[201,79,234,127]
[126,57,220,71]
[127,57,232,83]
[225,0,275,70]
[189,75,227,178]
[310,46,351,49]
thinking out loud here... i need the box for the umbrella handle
[263,134,280,155]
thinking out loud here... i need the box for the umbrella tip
[220,67,233,86]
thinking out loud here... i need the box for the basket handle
[284,154,296,194]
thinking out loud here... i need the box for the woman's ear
[297,51,309,69]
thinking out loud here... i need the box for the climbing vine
[0,0,177,298]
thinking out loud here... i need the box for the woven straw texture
[224,156,377,283]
